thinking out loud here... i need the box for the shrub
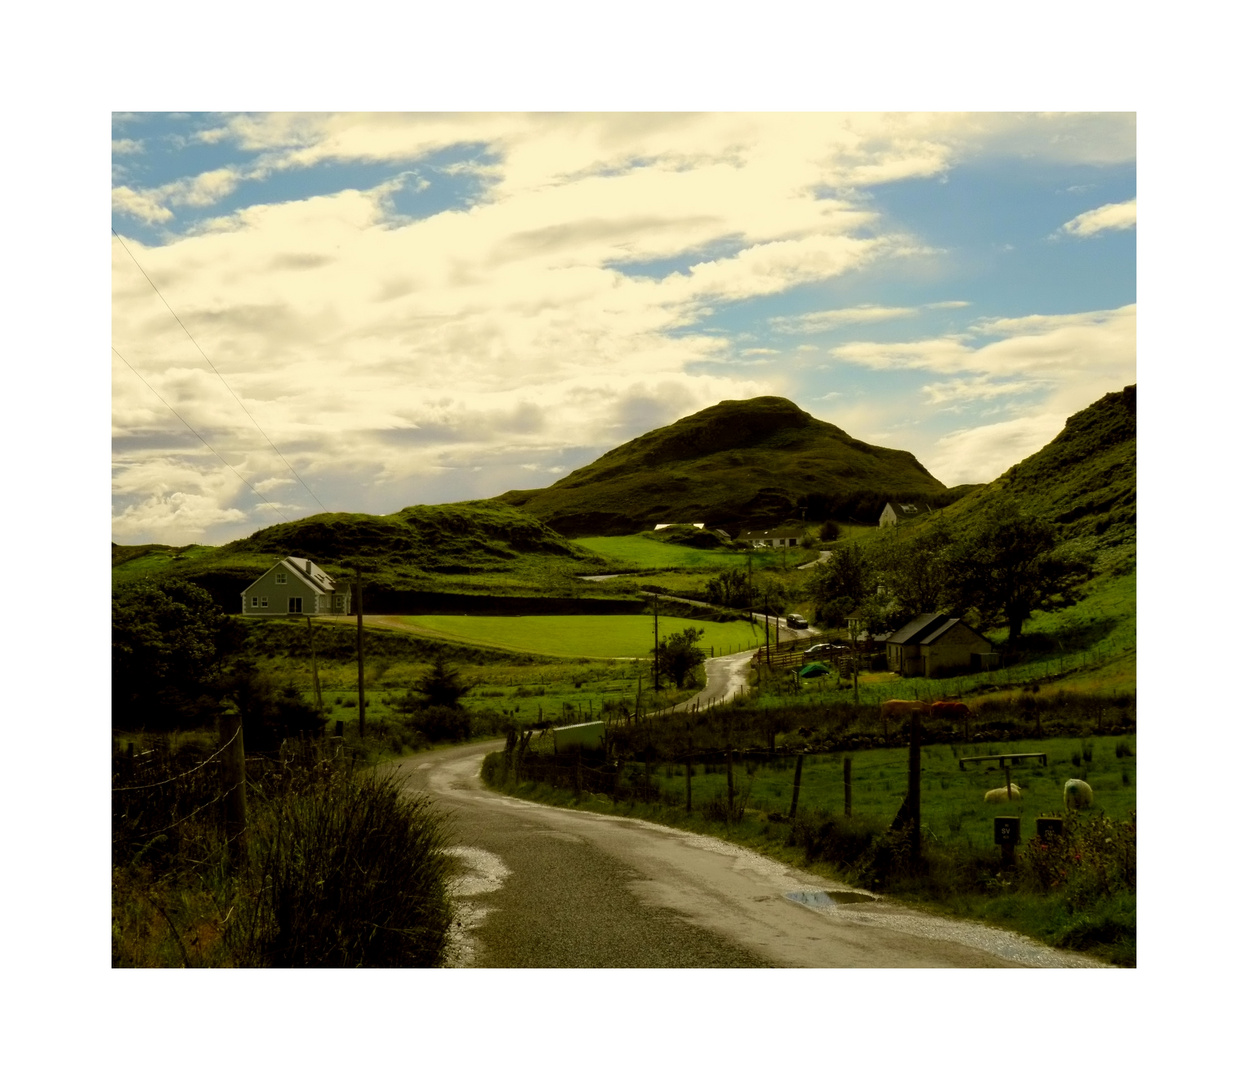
[227,766,453,967]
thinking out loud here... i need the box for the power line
[112,346,287,523]
[112,228,330,515]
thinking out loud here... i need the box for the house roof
[881,501,930,518]
[886,613,954,645]
[738,527,804,541]
[886,611,991,648]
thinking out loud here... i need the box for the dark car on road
[804,642,846,658]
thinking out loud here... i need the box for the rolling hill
[495,396,952,535]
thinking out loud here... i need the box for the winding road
[334,612,1102,966]
[390,739,1105,968]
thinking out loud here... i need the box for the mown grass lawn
[575,534,795,571]
[391,613,764,658]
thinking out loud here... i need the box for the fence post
[685,719,693,812]
[789,753,804,820]
[220,705,247,865]
[908,715,922,862]
[844,756,852,817]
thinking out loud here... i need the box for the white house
[241,557,351,616]
[737,527,804,548]
[878,501,932,527]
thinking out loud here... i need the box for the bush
[404,705,472,743]
[228,765,453,966]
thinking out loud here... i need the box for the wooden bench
[959,752,1048,771]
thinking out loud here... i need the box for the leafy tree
[705,568,750,608]
[112,580,231,730]
[873,517,957,624]
[949,500,1096,645]
[654,627,706,689]
[807,542,874,625]
[819,520,841,542]
[219,659,324,752]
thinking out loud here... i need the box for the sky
[111,112,1136,546]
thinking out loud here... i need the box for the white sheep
[1063,778,1094,810]
[983,783,1022,803]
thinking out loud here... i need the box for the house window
[260,597,268,608]
[289,597,303,614]
[251,596,258,608]
[275,572,287,585]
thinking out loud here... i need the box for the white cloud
[111,112,1135,543]
[112,186,173,225]
[1059,198,1137,237]
[925,411,1072,487]
[772,305,919,333]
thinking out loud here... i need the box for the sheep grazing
[984,783,1022,803]
[1063,778,1094,810]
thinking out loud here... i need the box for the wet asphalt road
[390,742,1107,969]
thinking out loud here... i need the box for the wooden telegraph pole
[305,616,324,718]
[355,567,365,737]
[653,590,659,693]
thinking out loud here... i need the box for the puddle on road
[785,890,877,910]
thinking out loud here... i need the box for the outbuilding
[241,557,351,616]
[885,612,992,677]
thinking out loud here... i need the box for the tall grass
[112,737,453,967]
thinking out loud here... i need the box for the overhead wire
[111,227,331,515]
[112,345,287,523]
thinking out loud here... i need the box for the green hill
[495,396,951,535]
[113,501,619,613]
[933,385,1136,568]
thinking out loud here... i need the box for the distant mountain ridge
[496,396,950,535]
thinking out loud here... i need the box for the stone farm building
[885,612,993,677]
[241,557,352,616]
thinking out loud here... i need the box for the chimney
[305,559,311,574]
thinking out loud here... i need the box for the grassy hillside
[113,501,620,613]
[931,385,1135,564]
[496,396,952,535]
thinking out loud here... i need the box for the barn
[885,612,992,677]
[241,557,352,616]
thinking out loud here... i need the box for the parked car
[804,641,847,658]
[785,613,808,629]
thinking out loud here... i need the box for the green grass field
[389,613,764,658]
[575,534,796,572]
[646,734,1135,845]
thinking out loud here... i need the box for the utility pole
[653,590,659,693]
[306,616,324,718]
[355,567,365,737]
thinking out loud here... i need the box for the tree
[112,579,231,729]
[705,568,750,609]
[949,500,1095,645]
[873,517,957,624]
[414,654,469,710]
[807,542,874,626]
[654,627,706,689]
